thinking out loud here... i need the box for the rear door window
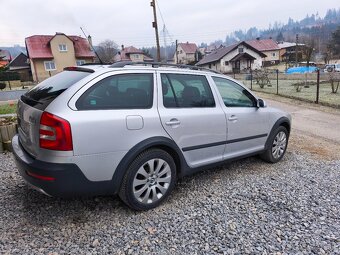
[161,73,215,108]
[22,70,91,110]
[76,73,153,110]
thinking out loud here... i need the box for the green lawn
[0,104,17,115]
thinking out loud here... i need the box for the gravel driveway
[1,149,339,254]
[1,96,339,254]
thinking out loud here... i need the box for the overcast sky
[0,0,339,48]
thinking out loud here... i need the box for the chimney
[121,45,125,50]
[87,35,93,48]
[269,36,272,39]
[256,37,260,41]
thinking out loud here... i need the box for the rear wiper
[21,95,43,104]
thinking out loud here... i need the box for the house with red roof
[25,33,95,82]
[245,38,280,66]
[174,42,198,64]
[114,45,153,63]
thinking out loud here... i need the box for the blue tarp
[286,66,318,74]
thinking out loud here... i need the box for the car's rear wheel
[260,126,288,163]
[119,149,176,210]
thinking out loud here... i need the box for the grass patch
[0,103,17,115]
[235,75,340,108]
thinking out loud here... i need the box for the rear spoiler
[63,67,95,73]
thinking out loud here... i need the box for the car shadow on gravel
[9,185,133,226]
[8,154,287,227]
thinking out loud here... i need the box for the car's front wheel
[260,126,288,163]
[119,149,177,210]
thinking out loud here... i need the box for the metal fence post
[250,69,253,90]
[7,72,12,90]
[276,69,279,95]
[316,69,320,104]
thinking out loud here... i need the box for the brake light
[39,112,73,151]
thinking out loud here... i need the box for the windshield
[22,71,90,110]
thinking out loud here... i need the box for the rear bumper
[12,135,113,197]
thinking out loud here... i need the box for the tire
[260,126,289,163]
[327,67,334,72]
[119,149,177,210]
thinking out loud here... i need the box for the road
[258,92,340,160]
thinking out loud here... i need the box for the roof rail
[81,62,111,66]
[109,61,222,74]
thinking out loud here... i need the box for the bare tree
[300,36,315,66]
[328,71,340,93]
[96,40,119,63]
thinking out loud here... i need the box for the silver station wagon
[13,63,291,210]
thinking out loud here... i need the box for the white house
[196,41,266,73]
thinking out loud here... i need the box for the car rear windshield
[22,70,91,110]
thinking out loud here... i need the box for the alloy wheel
[272,131,287,159]
[132,158,172,204]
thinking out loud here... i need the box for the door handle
[228,115,238,121]
[165,119,181,126]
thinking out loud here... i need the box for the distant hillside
[224,8,340,47]
[0,46,26,60]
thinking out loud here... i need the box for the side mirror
[257,98,267,108]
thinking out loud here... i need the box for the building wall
[262,50,280,62]
[198,62,221,72]
[50,35,77,73]
[30,59,58,82]
[130,53,144,62]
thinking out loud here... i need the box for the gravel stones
[0,151,339,254]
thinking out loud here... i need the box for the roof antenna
[80,27,104,64]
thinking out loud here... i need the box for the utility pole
[295,34,299,67]
[163,25,167,63]
[151,0,161,62]
[175,40,178,64]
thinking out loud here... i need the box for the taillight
[39,112,73,151]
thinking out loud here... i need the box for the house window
[76,60,86,66]
[272,52,276,57]
[225,61,229,66]
[59,44,67,52]
[44,61,56,71]
[238,47,244,53]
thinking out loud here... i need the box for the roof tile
[178,43,198,54]
[245,39,280,51]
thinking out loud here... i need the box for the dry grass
[234,74,340,108]
[0,103,17,115]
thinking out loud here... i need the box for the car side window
[212,77,257,107]
[76,73,153,110]
[161,73,215,108]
